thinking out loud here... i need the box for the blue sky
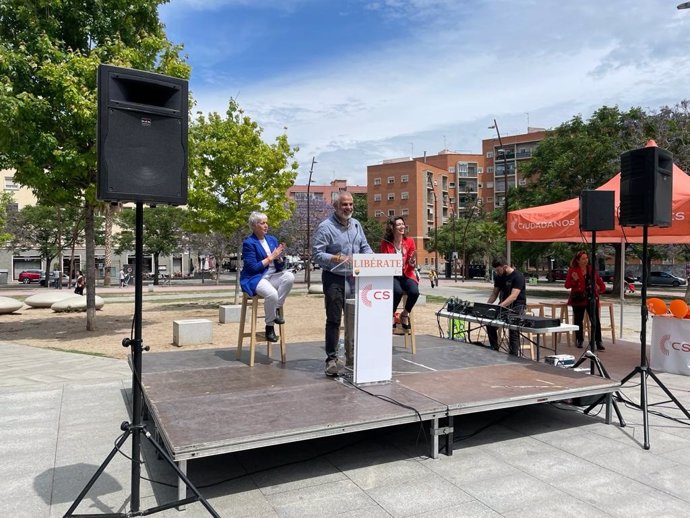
[159,0,690,185]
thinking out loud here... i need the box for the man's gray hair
[333,191,353,206]
[248,211,267,228]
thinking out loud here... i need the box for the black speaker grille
[620,147,672,227]
[579,190,614,231]
[102,110,185,201]
[97,64,188,204]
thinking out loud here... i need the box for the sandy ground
[1,293,445,359]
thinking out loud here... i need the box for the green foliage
[187,99,299,240]
[0,0,189,325]
[352,193,384,247]
[0,191,14,244]
[115,205,186,263]
[432,215,503,265]
[5,204,82,273]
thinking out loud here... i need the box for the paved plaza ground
[1,277,689,517]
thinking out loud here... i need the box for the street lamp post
[452,211,457,282]
[489,119,510,260]
[428,178,439,278]
[305,157,316,292]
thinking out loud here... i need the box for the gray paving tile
[366,475,474,518]
[411,500,502,518]
[460,472,571,515]
[423,447,522,485]
[251,457,347,495]
[264,479,374,518]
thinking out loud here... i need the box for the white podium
[351,253,403,385]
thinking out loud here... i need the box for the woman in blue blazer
[240,211,295,342]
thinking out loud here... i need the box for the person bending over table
[564,250,606,351]
[380,216,419,331]
[312,191,373,377]
[486,257,526,355]
[240,211,295,343]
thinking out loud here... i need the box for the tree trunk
[85,202,96,331]
[103,204,114,287]
[153,252,160,285]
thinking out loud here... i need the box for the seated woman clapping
[380,216,419,330]
[240,211,294,342]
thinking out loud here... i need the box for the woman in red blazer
[380,216,419,329]
[564,250,607,350]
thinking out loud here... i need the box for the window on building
[487,167,494,174]
[486,151,494,159]
[375,210,384,217]
[487,182,494,188]
[401,192,409,200]
[387,176,395,184]
[4,176,19,191]
[374,177,381,186]
[387,192,395,200]
[388,209,395,216]
[401,175,409,183]
[401,208,409,216]
[374,193,382,202]
[519,178,527,186]
[449,182,455,189]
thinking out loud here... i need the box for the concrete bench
[173,319,212,346]
[219,304,242,324]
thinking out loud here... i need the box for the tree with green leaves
[5,204,84,282]
[0,191,14,245]
[188,99,298,296]
[509,104,689,292]
[352,193,384,249]
[0,0,189,328]
[114,205,186,285]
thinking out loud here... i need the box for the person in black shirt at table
[486,257,526,355]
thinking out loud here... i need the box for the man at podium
[313,191,373,376]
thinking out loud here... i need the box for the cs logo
[659,334,671,356]
[360,284,391,307]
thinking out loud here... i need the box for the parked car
[546,268,568,282]
[39,272,71,287]
[647,271,687,287]
[18,269,44,284]
[465,264,486,279]
[599,270,615,283]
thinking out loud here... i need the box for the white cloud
[180,1,690,183]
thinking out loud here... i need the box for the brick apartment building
[481,128,547,211]
[366,151,484,270]
[286,179,366,204]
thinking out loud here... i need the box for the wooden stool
[583,301,616,344]
[393,294,416,354]
[541,301,571,349]
[236,293,286,366]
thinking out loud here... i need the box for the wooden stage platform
[140,335,620,497]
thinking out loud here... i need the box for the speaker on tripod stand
[64,65,219,518]
[573,190,626,425]
[618,143,690,450]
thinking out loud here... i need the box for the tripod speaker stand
[63,203,219,517]
[618,225,690,449]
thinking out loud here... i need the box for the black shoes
[274,309,285,325]
[597,343,606,351]
[576,342,584,348]
[265,326,279,342]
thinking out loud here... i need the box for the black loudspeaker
[97,64,188,204]
[579,190,615,231]
[619,146,673,227]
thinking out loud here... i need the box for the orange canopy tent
[507,142,690,245]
